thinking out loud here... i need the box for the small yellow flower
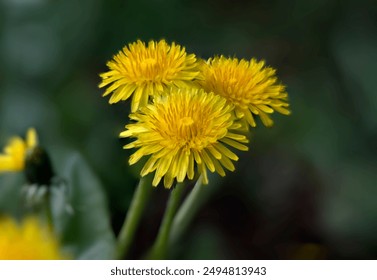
[199,56,290,127]
[120,87,249,188]
[99,39,201,112]
[0,216,64,259]
[0,128,38,172]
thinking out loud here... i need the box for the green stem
[149,182,185,259]
[116,175,153,259]
[169,174,221,247]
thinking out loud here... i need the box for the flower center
[180,117,194,126]
[149,91,232,152]
[140,58,157,72]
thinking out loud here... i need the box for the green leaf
[52,151,116,259]
[0,173,24,217]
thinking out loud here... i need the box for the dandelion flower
[0,216,65,259]
[120,88,249,188]
[99,39,201,112]
[0,128,38,172]
[199,56,290,127]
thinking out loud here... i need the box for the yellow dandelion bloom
[120,87,249,188]
[199,56,290,127]
[0,216,64,259]
[0,128,38,172]
[99,39,201,112]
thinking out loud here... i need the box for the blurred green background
[1,0,376,259]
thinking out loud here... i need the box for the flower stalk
[169,173,221,247]
[116,175,153,259]
[148,182,185,259]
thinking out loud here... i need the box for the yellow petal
[26,128,38,148]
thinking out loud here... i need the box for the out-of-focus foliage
[0,150,116,259]
[0,0,376,259]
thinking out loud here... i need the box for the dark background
[1,0,376,259]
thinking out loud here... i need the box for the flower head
[0,216,65,259]
[0,128,38,172]
[120,87,249,188]
[99,39,201,112]
[199,56,290,127]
